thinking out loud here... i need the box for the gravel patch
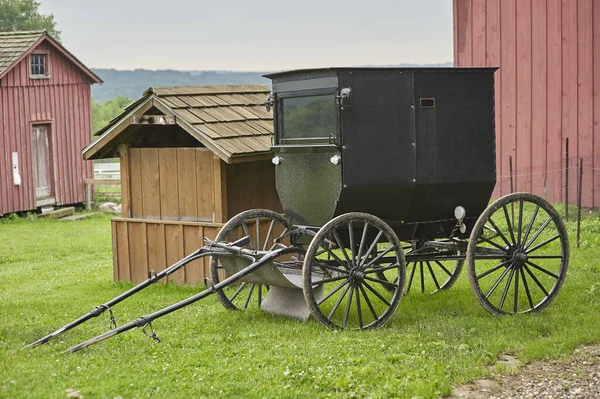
[446,345,600,399]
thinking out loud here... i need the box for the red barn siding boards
[578,0,594,207]
[454,0,599,207]
[531,0,548,199]
[594,0,600,208]
[500,0,517,197]
[0,31,100,215]
[516,0,533,193]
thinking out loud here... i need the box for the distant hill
[91,69,270,102]
[90,63,453,103]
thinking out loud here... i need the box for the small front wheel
[303,212,406,329]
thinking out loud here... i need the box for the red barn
[454,0,600,208]
[0,31,102,215]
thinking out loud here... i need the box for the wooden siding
[0,40,94,215]
[226,160,283,218]
[111,218,222,285]
[454,0,600,207]
[119,146,221,221]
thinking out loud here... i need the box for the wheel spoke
[227,229,239,242]
[513,266,520,313]
[520,267,535,310]
[525,260,559,279]
[327,283,352,319]
[342,287,354,328]
[426,261,441,290]
[363,246,395,269]
[524,217,552,249]
[362,281,392,307]
[528,255,563,259]
[517,201,524,245]
[478,234,509,252]
[318,243,347,269]
[241,221,255,250]
[243,283,255,309]
[364,275,399,288]
[348,221,356,266]
[313,275,348,286]
[420,262,425,293]
[313,261,350,275]
[256,216,261,251]
[262,219,275,251]
[317,280,349,306]
[357,222,369,263]
[502,205,517,244]
[521,204,540,246]
[359,284,378,321]
[498,267,516,310]
[230,282,247,302]
[525,234,560,254]
[364,263,400,274]
[485,265,512,299]
[332,230,352,265]
[406,262,417,293]
[523,264,550,296]
[477,259,512,279]
[434,260,453,277]
[355,286,363,328]
[487,218,512,248]
[359,231,383,267]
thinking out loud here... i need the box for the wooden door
[32,125,54,198]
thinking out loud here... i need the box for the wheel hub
[349,267,365,282]
[511,249,528,268]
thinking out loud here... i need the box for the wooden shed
[0,31,102,215]
[83,85,281,285]
[453,0,600,208]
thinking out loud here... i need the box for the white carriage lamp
[330,155,341,165]
[454,206,467,234]
[272,155,283,165]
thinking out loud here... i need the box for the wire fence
[493,152,600,248]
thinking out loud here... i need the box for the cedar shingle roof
[151,85,273,157]
[0,30,43,75]
[85,85,274,162]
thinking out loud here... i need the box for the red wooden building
[0,31,102,215]
[454,0,600,208]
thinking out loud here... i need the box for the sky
[39,0,453,71]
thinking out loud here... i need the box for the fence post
[577,158,583,248]
[509,155,514,222]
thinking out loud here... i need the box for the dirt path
[446,345,600,399]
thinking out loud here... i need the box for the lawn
[0,209,599,399]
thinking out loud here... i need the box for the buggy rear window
[280,94,337,144]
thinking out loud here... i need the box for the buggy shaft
[65,246,296,353]
[25,236,255,349]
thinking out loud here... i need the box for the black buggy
[28,68,569,352]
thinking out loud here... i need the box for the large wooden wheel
[302,212,406,329]
[467,193,569,315]
[210,209,291,311]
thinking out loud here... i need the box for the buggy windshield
[280,94,337,144]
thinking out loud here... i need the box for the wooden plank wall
[226,160,283,218]
[112,218,221,285]
[120,146,217,221]
[0,40,94,215]
[454,0,600,207]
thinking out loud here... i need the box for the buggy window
[281,94,336,143]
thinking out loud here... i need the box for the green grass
[0,211,599,398]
